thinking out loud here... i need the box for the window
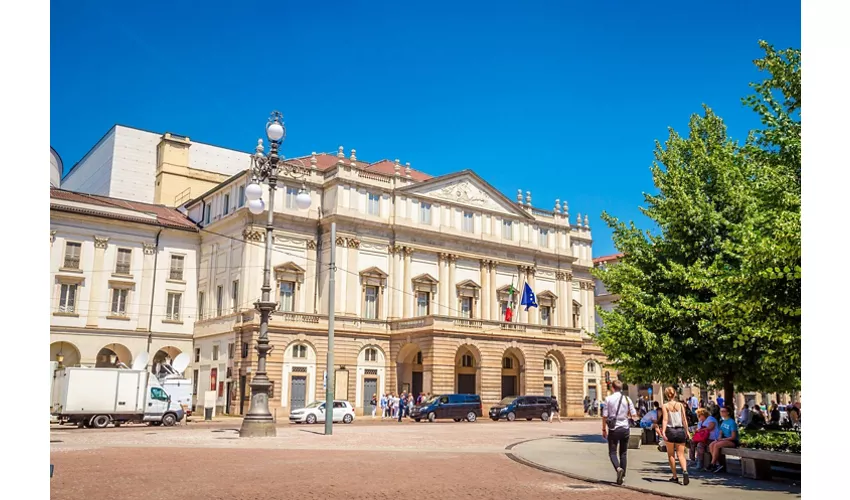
[461,354,474,368]
[500,300,508,319]
[503,357,514,369]
[228,343,235,359]
[169,255,184,281]
[573,302,581,329]
[416,291,430,316]
[279,281,295,312]
[58,283,77,313]
[110,288,129,316]
[218,381,225,398]
[460,297,473,318]
[197,291,205,320]
[115,248,132,274]
[231,280,239,313]
[204,205,212,225]
[586,361,596,373]
[462,211,474,233]
[212,345,220,361]
[194,348,200,362]
[544,359,553,371]
[502,220,513,240]
[238,185,245,207]
[241,342,249,358]
[223,194,230,215]
[539,228,549,247]
[216,285,223,316]
[293,344,307,358]
[192,369,199,396]
[364,285,378,319]
[541,305,552,326]
[420,202,431,224]
[285,186,299,209]
[150,387,168,401]
[166,292,182,321]
[365,348,377,362]
[368,193,380,215]
[63,242,81,269]
[416,352,423,365]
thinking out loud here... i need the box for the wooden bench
[721,448,801,480]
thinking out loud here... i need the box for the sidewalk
[508,434,800,500]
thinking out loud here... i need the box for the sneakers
[668,476,680,484]
[616,467,625,485]
[683,472,689,486]
[712,464,725,474]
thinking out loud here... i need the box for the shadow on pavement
[631,465,800,494]
[552,433,607,444]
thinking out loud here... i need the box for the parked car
[489,395,552,421]
[411,394,482,422]
[289,400,355,424]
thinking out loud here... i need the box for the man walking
[602,380,638,485]
[688,393,699,412]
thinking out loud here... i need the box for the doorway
[290,376,307,410]
[412,371,423,398]
[225,381,232,414]
[457,374,476,394]
[501,376,517,399]
[239,375,247,415]
[363,378,377,411]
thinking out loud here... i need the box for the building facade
[186,148,604,417]
[50,188,199,372]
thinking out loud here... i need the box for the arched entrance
[281,340,317,413]
[96,343,132,368]
[50,341,81,367]
[501,347,525,399]
[356,345,386,414]
[396,343,423,396]
[454,344,481,395]
[152,346,183,376]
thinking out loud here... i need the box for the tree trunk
[723,376,735,411]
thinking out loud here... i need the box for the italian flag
[505,283,517,322]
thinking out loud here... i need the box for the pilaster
[438,253,448,315]
[489,262,498,320]
[447,254,457,316]
[479,260,489,320]
[565,272,574,328]
[517,265,527,323]
[86,236,109,327]
[527,266,538,325]
[402,247,412,317]
[345,237,360,315]
[136,242,157,330]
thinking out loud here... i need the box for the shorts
[665,427,687,444]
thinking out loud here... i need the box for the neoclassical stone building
[186,148,604,416]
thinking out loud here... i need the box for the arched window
[544,359,553,371]
[293,344,307,358]
[586,360,596,373]
[461,354,474,367]
[365,347,377,362]
[503,357,514,369]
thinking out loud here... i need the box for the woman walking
[661,387,690,485]
[369,393,378,418]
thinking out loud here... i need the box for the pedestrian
[707,406,739,473]
[408,393,415,417]
[688,393,699,413]
[397,393,406,422]
[716,395,725,409]
[788,402,801,427]
[689,408,718,471]
[370,393,378,418]
[387,393,395,419]
[380,393,388,419]
[601,380,637,485]
[769,402,781,425]
[737,404,751,427]
[652,401,665,450]
[548,396,562,423]
[661,387,690,485]
[583,396,591,415]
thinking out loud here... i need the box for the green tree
[594,42,801,404]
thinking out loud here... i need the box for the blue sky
[50,0,800,256]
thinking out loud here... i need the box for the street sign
[323,370,327,390]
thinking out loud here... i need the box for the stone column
[387,246,396,319]
[489,262,498,320]
[580,283,590,331]
[393,246,403,318]
[86,236,109,327]
[565,272,574,329]
[346,238,360,315]
[438,253,448,315]
[448,255,457,316]
[136,242,157,331]
[527,266,538,325]
[402,247,412,317]
[517,265,527,324]
[479,260,489,320]
[587,282,596,333]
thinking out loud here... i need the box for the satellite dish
[131,351,149,371]
[171,353,190,373]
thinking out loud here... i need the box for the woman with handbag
[689,408,718,471]
[661,387,691,485]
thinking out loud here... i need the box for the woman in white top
[661,387,691,485]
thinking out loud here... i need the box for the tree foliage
[594,42,801,398]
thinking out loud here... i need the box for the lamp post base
[239,418,277,438]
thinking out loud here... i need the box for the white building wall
[60,129,116,197]
[110,126,161,202]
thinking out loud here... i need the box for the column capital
[402,246,415,256]
[93,236,109,249]
[143,242,157,255]
[346,238,361,249]
[335,236,347,246]
[306,240,317,250]
[242,228,264,242]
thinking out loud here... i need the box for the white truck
[154,353,194,419]
[51,366,184,428]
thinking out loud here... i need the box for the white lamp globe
[245,183,263,201]
[247,198,265,215]
[295,190,312,210]
[266,122,285,142]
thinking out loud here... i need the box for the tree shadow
[552,433,608,444]
[631,464,801,495]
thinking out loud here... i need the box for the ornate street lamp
[240,111,311,438]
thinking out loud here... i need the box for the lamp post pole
[240,111,311,438]
[324,221,336,435]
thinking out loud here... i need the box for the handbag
[606,394,625,430]
[692,427,710,443]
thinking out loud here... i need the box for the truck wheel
[91,415,111,429]
[162,413,177,427]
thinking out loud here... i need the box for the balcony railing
[63,257,80,269]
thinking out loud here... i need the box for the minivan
[489,395,552,421]
[411,394,483,422]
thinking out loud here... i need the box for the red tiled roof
[365,159,433,182]
[593,253,624,265]
[50,188,198,231]
[286,152,377,172]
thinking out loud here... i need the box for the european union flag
[520,283,538,311]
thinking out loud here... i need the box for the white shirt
[602,392,637,430]
[689,396,699,410]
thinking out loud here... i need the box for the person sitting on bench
[707,406,739,473]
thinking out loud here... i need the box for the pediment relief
[411,273,439,284]
[359,266,388,278]
[456,279,480,289]
[401,171,533,219]
[275,262,306,283]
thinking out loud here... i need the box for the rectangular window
[63,242,81,269]
[285,186,299,209]
[216,285,223,317]
[192,369,199,396]
[500,301,508,320]
[197,291,205,320]
[223,194,230,215]
[541,305,552,326]
[279,281,295,312]
[416,291,430,316]
[502,220,513,240]
[364,286,378,319]
[115,248,132,274]
[218,381,224,398]
[194,348,200,363]
[166,292,182,321]
[460,297,473,318]
[58,283,77,313]
[462,212,474,233]
[419,202,431,224]
[110,288,129,316]
[539,228,550,247]
[169,255,184,281]
[204,205,212,225]
[238,185,245,208]
[368,193,380,216]
[231,280,239,313]
[228,343,235,360]
[212,345,220,361]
